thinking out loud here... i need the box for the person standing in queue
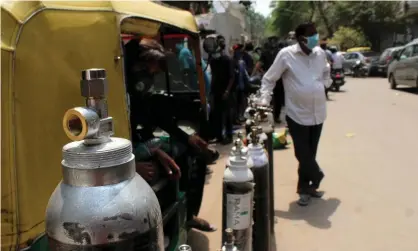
[252,37,285,124]
[257,22,331,206]
[242,41,255,74]
[125,38,217,231]
[209,35,235,145]
[232,44,250,123]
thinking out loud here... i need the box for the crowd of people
[205,35,291,145]
[124,22,336,236]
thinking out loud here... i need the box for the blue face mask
[306,33,319,49]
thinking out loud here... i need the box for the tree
[327,1,404,50]
[269,1,312,37]
[245,6,267,44]
[267,0,405,50]
[328,26,369,51]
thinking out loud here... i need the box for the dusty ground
[188,77,418,251]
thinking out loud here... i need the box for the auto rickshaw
[1,1,207,251]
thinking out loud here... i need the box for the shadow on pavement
[395,87,418,95]
[188,229,210,251]
[275,197,341,229]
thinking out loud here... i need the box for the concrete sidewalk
[188,77,418,251]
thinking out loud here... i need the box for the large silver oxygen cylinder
[248,128,271,251]
[45,69,164,251]
[222,140,254,251]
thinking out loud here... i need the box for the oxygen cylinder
[226,133,249,169]
[222,228,239,251]
[256,106,276,234]
[248,128,271,251]
[46,69,164,251]
[222,140,254,251]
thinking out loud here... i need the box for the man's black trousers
[273,80,285,120]
[286,116,325,194]
[212,95,233,140]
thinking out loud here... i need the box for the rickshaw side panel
[1,1,201,250]
[1,50,19,250]
[8,9,129,248]
[2,5,25,250]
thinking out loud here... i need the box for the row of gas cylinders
[221,126,275,251]
[44,68,274,251]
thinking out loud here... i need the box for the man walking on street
[257,22,331,206]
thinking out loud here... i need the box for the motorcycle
[330,69,345,92]
[352,60,369,78]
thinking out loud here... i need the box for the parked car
[377,46,404,77]
[343,51,381,76]
[387,39,418,90]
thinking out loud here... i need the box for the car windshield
[380,49,391,59]
[391,49,403,57]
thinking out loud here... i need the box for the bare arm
[252,61,264,76]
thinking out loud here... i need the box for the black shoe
[308,189,325,198]
[297,194,311,206]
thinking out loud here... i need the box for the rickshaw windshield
[121,33,200,93]
[160,34,200,93]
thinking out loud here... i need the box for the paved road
[189,77,418,251]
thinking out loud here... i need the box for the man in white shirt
[258,23,330,206]
[329,46,344,70]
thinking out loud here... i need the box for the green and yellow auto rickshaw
[1,1,207,251]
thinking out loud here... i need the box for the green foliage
[328,26,370,51]
[267,0,405,50]
[246,6,267,43]
[270,1,312,37]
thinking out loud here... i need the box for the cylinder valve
[63,68,113,144]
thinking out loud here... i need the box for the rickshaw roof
[1,0,198,50]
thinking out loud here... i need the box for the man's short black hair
[245,42,254,51]
[295,22,316,38]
